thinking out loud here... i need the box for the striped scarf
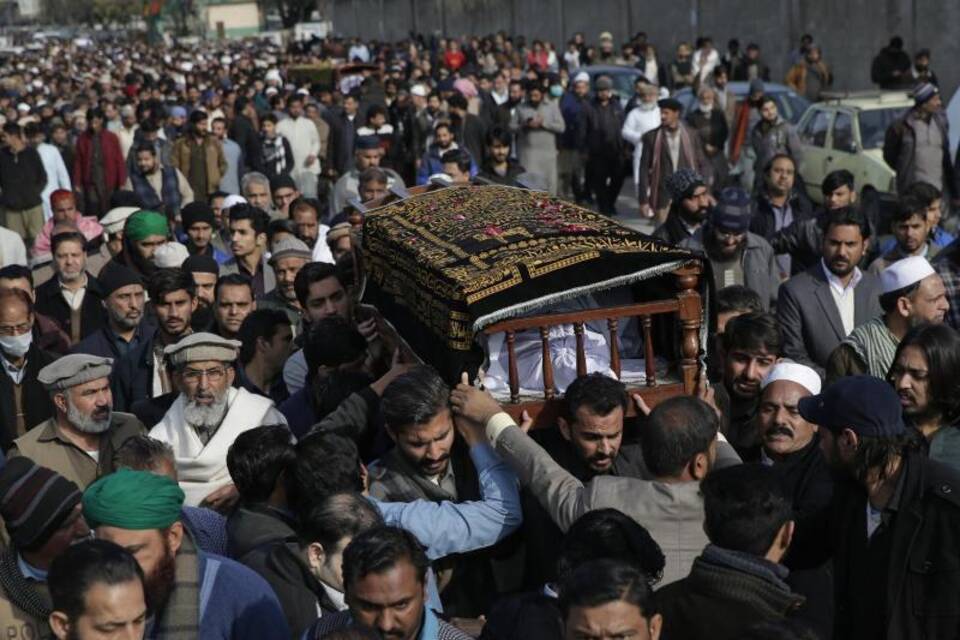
[649,124,697,209]
[0,550,50,622]
[843,316,900,379]
[149,533,200,639]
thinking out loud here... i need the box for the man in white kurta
[149,332,288,508]
[276,95,321,198]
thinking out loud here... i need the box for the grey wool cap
[163,332,241,367]
[38,354,114,391]
[269,237,313,264]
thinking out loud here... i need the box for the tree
[262,0,317,28]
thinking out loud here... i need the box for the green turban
[124,210,169,242]
[83,469,185,530]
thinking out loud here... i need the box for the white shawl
[150,387,275,506]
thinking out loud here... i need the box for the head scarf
[83,469,184,531]
[124,210,169,242]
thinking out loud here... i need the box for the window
[800,110,831,147]
[832,112,855,152]
[859,107,909,149]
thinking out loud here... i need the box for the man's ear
[166,521,185,556]
[306,542,326,572]
[48,611,70,639]
[557,417,572,442]
[690,451,709,481]
[52,391,68,414]
[895,295,912,319]
[648,613,664,640]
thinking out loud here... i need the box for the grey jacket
[494,423,740,585]
[750,116,803,173]
[883,109,958,198]
[777,263,883,375]
[509,99,566,154]
[680,228,781,310]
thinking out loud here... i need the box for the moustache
[765,425,794,439]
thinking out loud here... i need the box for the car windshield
[858,107,909,149]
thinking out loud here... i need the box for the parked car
[673,82,810,124]
[795,91,912,204]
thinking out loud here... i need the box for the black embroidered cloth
[362,185,697,381]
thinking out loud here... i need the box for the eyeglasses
[0,322,31,337]
[181,365,228,384]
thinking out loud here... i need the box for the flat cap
[270,237,312,264]
[326,222,352,245]
[164,332,241,367]
[38,354,113,390]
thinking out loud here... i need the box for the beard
[59,269,84,283]
[183,388,230,429]
[107,305,142,331]
[145,542,177,614]
[66,398,112,434]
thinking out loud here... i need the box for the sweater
[0,147,46,210]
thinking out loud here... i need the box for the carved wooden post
[675,264,703,396]
[574,322,587,377]
[540,327,555,399]
[641,314,656,386]
[607,318,621,380]
[506,330,519,404]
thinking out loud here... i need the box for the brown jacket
[170,134,228,197]
[785,61,832,99]
[8,412,145,489]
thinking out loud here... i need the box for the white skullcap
[573,71,590,84]
[265,87,279,97]
[410,84,428,97]
[265,69,282,83]
[152,242,189,269]
[761,362,822,395]
[880,256,936,294]
[222,194,247,211]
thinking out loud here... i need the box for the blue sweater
[192,550,291,639]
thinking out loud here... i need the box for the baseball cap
[797,375,906,438]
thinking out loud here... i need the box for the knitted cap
[180,202,216,230]
[98,264,143,296]
[665,168,705,200]
[0,458,82,550]
[182,254,219,276]
[913,82,938,106]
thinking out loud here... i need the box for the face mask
[549,85,563,98]
[0,331,32,358]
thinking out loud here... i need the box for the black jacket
[521,428,647,588]
[226,503,297,567]
[582,98,625,156]
[652,209,700,247]
[129,391,177,430]
[477,160,526,186]
[453,112,488,168]
[34,273,107,344]
[828,450,960,640]
[0,146,45,210]
[657,547,806,640]
[750,189,814,244]
[248,541,338,638]
[72,321,157,362]
[0,344,57,451]
[110,331,162,412]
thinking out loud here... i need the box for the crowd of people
[0,24,955,640]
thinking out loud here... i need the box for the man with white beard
[9,353,145,489]
[150,332,288,511]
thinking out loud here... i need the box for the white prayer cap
[410,84,428,97]
[265,69,282,84]
[265,87,279,97]
[100,206,139,234]
[761,362,822,395]
[573,71,590,85]
[152,242,189,269]
[222,194,247,211]
[880,256,936,294]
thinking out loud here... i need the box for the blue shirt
[371,442,522,560]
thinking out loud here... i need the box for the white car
[796,91,912,204]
